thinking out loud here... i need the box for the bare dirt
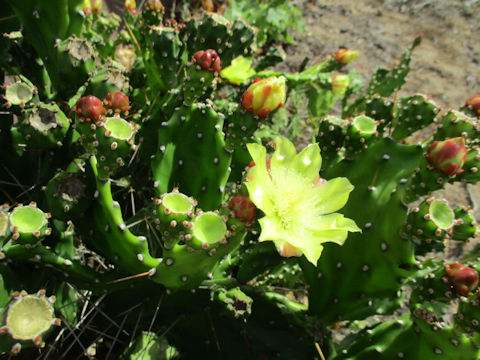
[289,0,480,109]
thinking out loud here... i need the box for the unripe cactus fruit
[331,74,350,97]
[464,94,480,116]
[425,137,467,177]
[192,50,221,73]
[104,91,131,114]
[229,195,256,223]
[241,76,286,118]
[334,48,359,66]
[444,263,479,296]
[76,95,106,123]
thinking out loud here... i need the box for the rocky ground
[289,0,480,109]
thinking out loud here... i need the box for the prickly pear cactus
[0,1,478,359]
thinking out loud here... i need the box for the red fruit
[229,195,256,223]
[104,91,130,114]
[445,263,479,296]
[464,95,480,116]
[76,95,105,122]
[192,50,221,73]
[426,137,467,177]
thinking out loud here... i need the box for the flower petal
[245,181,273,214]
[270,137,297,175]
[258,216,284,242]
[296,229,349,265]
[308,213,361,233]
[246,143,274,212]
[291,143,322,181]
[301,244,324,266]
[313,177,354,214]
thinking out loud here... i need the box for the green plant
[0,1,479,359]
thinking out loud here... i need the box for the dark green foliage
[0,3,479,359]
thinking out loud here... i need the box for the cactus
[0,290,61,354]
[0,3,479,359]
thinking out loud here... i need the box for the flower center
[269,169,317,236]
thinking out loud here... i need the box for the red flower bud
[426,137,467,177]
[125,0,137,14]
[241,77,286,118]
[229,195,256,223]
[334,49,359,66]
[192,50,221,73]
[464,95,480,116]
[331,74,350,97]
[83,0,92,15]
[445,263,479,296]
[76,95,106,122]
[104,91,131,114]
[146,0,164,12]
[92,0,102,13]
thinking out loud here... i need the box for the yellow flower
[246,137,360,265]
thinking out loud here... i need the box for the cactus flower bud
[444,263,479,296]
[229,195,256,223]
[76,95,106,123]
[104,92,131,114]
[146,0,164,12]
[125,0,137,14]
[241,76,286,118]
[334,49,359,66]
[92,0,102,13]
[83,0,92,15]
[426,137,467,177]
[464,95,480,116]
[331,74,350,97]
[192,50,221,73]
